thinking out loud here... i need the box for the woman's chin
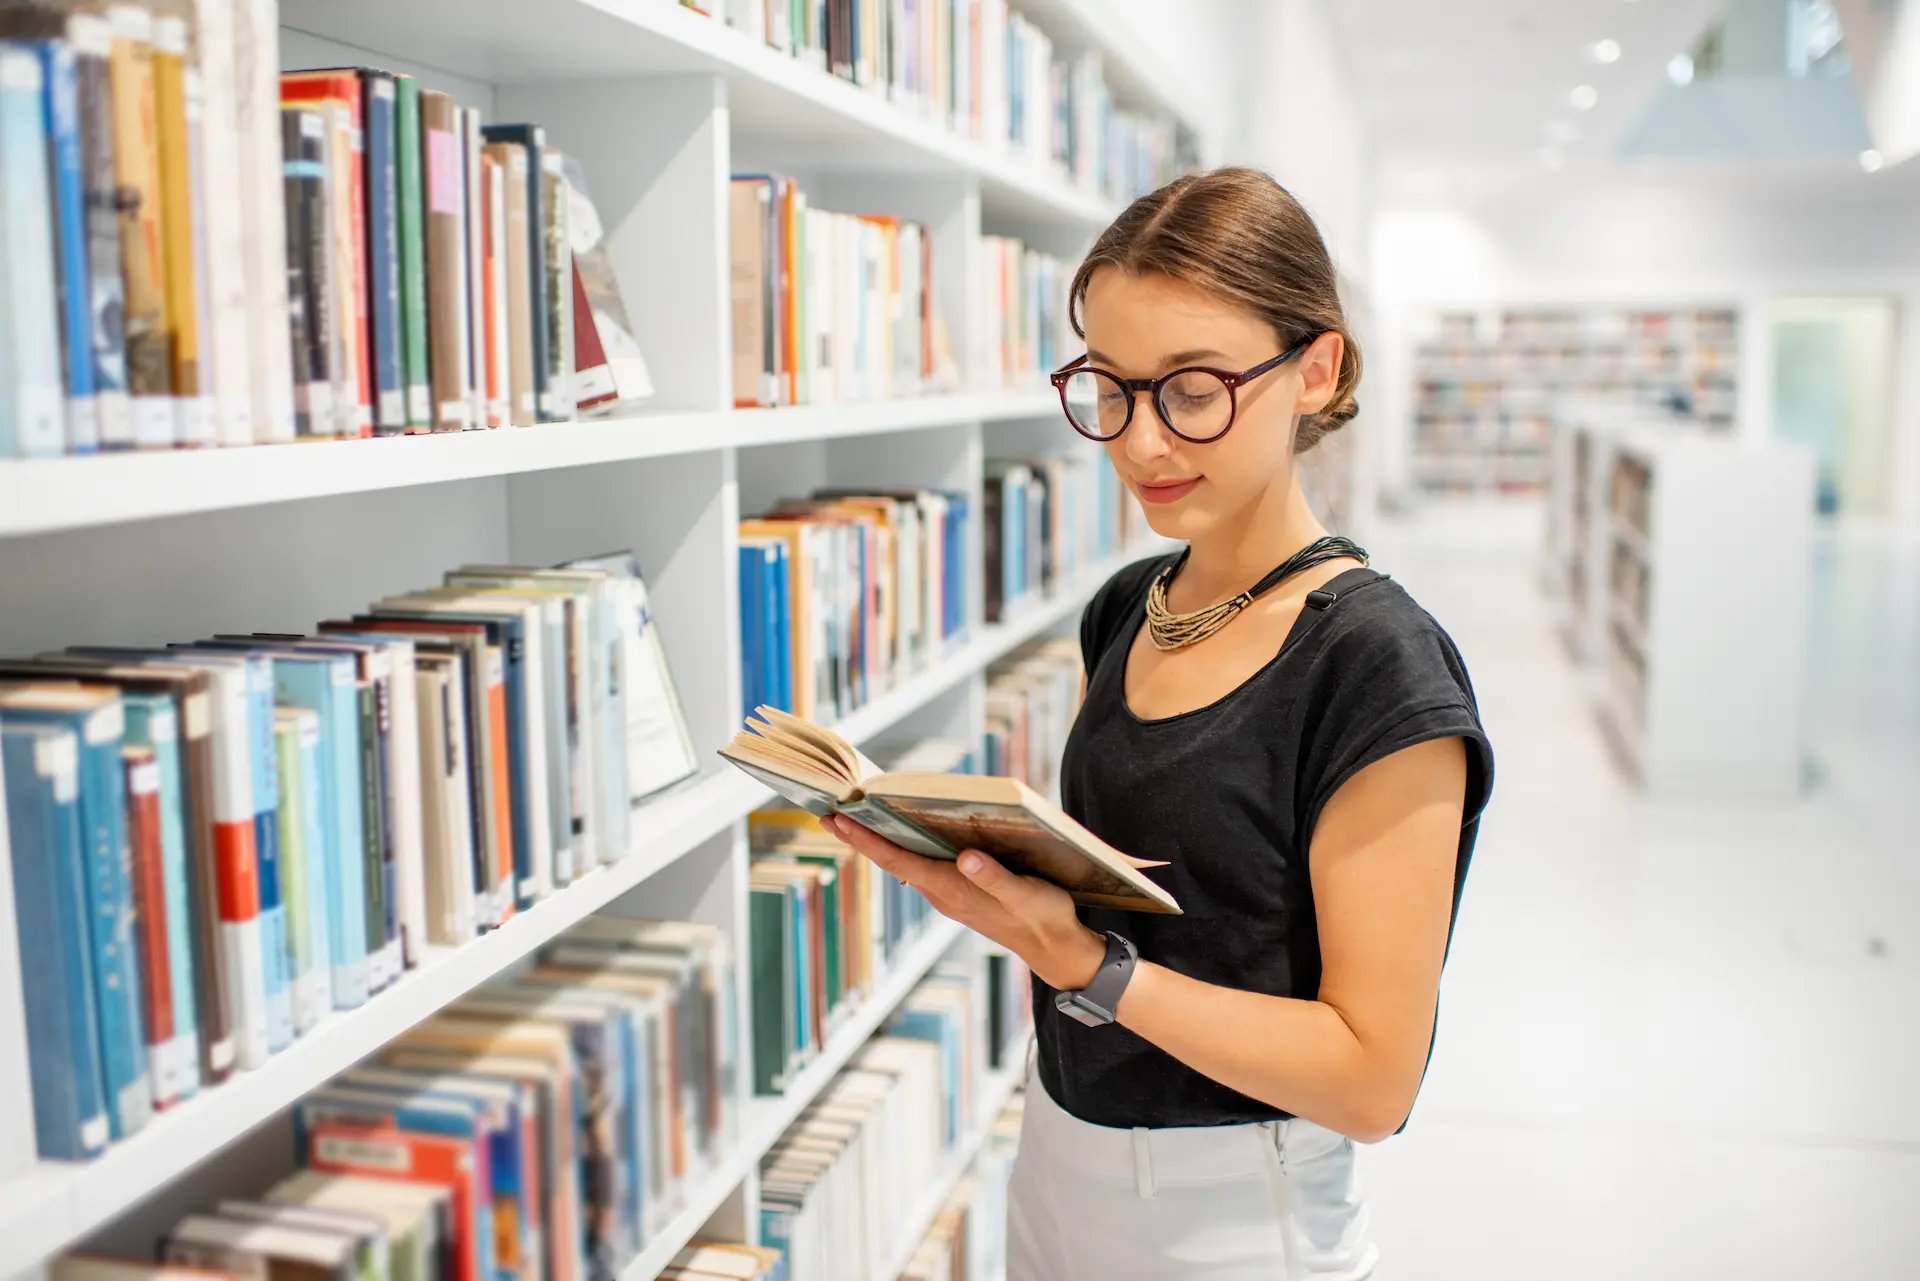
[1139,503,1209,544]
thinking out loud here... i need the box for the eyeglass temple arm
[1050,354,1091,379]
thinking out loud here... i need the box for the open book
[720,707,1180,914]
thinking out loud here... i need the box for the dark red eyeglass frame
[1048,332,1323,443]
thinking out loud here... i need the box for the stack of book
[0,0,650,459]
[729,174,956,408]
[49,916,736,1280]
[0,553,697,1162]
[655,1242,784,1279]
[684,0,1198,203]
[739,488,972,723]
[755,983,978,1280]
[983,454,1134,622]
[982,639,1081,795]
[981,235,1073,390]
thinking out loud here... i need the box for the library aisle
[1362,508,1920,1279]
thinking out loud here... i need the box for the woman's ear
[1293,331,1345,417]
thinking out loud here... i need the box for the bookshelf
[1411,305,1740,499]
[1560,427,1816,797]
[0,0,1209,1271]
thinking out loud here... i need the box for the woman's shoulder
[1078,550,1181,673]
[1309,572,1480,710]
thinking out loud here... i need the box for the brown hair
[1067,167,1361,453]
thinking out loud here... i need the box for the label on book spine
[131,397,174,449]
[407,385,431,422]
[178,395,216,447]
[156,1033,199,1102]
[315,1132,410,1172]
[378,389,405,425]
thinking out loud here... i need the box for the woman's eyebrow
[1085,348,1231,368]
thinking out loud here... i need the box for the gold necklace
[1144,537,1371,652]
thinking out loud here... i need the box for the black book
[281,107,333,438]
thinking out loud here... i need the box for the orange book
[123,746,178,1104]
[306,1119,484,1281]
[280,72,373,438]
[780,177,800,405]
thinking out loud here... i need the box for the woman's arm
[822,735,1466,1144]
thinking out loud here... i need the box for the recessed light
[1668,54,1695,85]
[1571,84,1599,110]
[1591,39,1622,63]
[1860,149,1884,173]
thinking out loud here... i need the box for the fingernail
[958,852,982,875]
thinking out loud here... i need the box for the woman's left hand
[821,814,1107,992]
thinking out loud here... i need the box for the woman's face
[1077,268,1341,545]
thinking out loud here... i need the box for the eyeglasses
[1049,334,1320,444]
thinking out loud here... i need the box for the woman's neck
[1177,470,1329,604]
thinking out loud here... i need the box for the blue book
[738,542,765,719]
[0,689,151,1139]
[1,721,110,1160]
[765,542,791,714]
[0,44,66,457]
[231,655,292,1050]
[23,38,96,452]
[891,1004,962,1144]
[120,691,200,1100]
[357,69,403,434]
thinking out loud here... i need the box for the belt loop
[1130,1127,1156,1200]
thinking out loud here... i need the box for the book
[234,0,295,443]
[274,706,332,1034]
[64,11,132,449]
[182,0,252,449]
[210,1200,390,1281]
[162,1213,360,1281]
[419,90,469,432]
[721,706,1181,912]
[391,75,430,432]
[356,69,404,434]
[0,684,154,1138]
[460,105,485,431]
[480,149,506,427]
[52,1258,244,1281]
[480,140,533,426]
[152,14,212,446]
[561,154,649,413]
[478,124,546,422]
[0,721,110,1159]
[103,4,173,448]
[123,745,185,1107]
[280,72,371,438]
[304,1119,488,1281]
[263,1171,449,1281]
[280,106,332,438]
[0,43,66,457]
[539,149,573,422]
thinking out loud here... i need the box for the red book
[281,72,374,438]
[306,1119,484,1281]
[123,746,178,1107]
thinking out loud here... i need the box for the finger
[955,850,1046,912]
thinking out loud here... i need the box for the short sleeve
[1296,597,1495,847]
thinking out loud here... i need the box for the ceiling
[1321,0,1736,170]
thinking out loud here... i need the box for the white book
[414,658,477,946]
[234,0,293,442]
[320,101,359,439]
[0,48,66,458]
[185,0,252,446]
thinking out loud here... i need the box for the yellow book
[150,12,207,443]
[105,3,172,446]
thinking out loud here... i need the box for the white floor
[1358,503,1920,1279]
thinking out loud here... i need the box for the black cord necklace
[1145,535,1370,651]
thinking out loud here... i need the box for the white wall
[1370,161,1920,530]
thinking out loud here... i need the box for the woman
[824,167,1494,1280]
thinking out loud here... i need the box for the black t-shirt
[1034,555,1495,1129]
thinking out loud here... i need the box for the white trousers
[1005,1065,1380,1280]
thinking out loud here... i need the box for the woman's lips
[1136,477,1201,505]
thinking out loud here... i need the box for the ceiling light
[1860,149,1884,173]
[1571,84,1599,110]
[1668,54,1695,85]
[1544,119,1580,144]
[1591,39,1622,63]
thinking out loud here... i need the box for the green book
[749,885,788,1096]
[789,854,842,1012]
[273,715,310,1022]
[356,681,388,989]
[394,74,431,430]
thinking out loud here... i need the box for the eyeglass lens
[1059,368,1235,442]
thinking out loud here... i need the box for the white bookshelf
[0,0,1206,1273]
[1581,429,1816,796]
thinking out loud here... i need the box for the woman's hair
[1067,167,1361,453]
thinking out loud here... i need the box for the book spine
[363,72,404,435]
[0,46,67,459]
[342,92,372,437]
[63,17,130,449]
[76,703,154,1139]
[520,127,549,421]
[421,92,469,432]
[541,151,574,421]
[204,677,268,1073]
[153,18,213,447]
[393,75,431,431]
[355,681,390,991]
[105,5,173,448]
[4,729,111,1159]
[31,40,99,453]
[122,748,180,1107]
[278,710,331,1028]
[738,545,763,719]
[323,101,361,438]
[183,64,226,445]
[462,106,486,431]
[280,108,326,438]
[482,152,506,426]
[495,143,533,425]
[186,0,251,447]
[324,664,371,1005]
[236,0,295,442]
[128,701,201,1099]
[243,665,292,1051]
[271,716,310,1033]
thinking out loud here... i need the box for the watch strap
[1066,931,1137,1024]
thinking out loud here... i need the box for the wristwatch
[1053,931,1138,1027]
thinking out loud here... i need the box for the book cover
[274,709,324,1034]
[392,74,430,431]
[738,542,766,719]
[152,16,211,446]
[0,686,154,1139]
[406,653,477,945]
[729,178,771,409]
[231,653,293,1049]
[103,4,172,448]
[563,153,650,412]
[461,105,485,430]
[479,123,546,421]
[358,69,403,433]
[0,45,66,458]
[481,150,505,427]
[122,746,182,1107]
[539,150,573,421]
[481,141,533,426]
[0,722,110,1159]
[420,90,470,431]
[280,106,332,438]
